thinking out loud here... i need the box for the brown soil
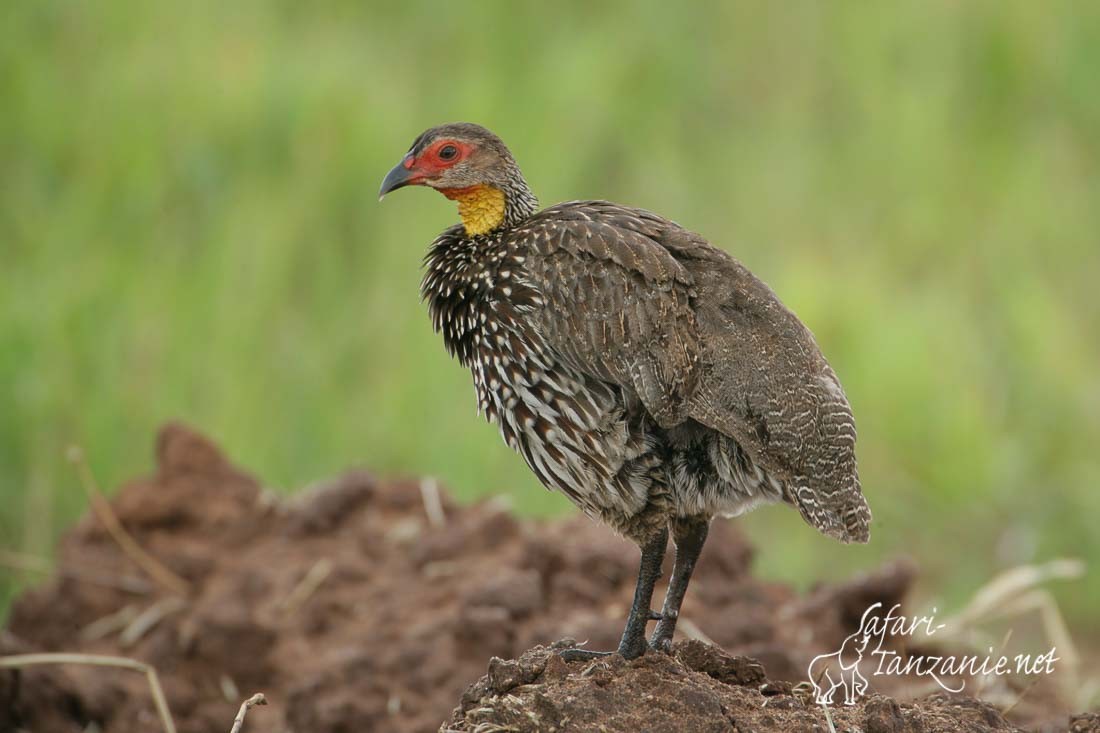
[0,423,1091,732]
[445,641,1046,733]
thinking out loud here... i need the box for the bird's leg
[649,517,710,652]
[560,528,668,661]
[616,527,669,658]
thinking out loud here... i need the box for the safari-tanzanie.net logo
[807,602,1060,706]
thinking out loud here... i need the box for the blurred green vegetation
[2,1,1098,628]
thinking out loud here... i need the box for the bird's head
[379,122,536,236]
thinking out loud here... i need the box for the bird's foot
[648,609,677,653]
[649,636,673,654]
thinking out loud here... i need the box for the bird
[379,122,871,660]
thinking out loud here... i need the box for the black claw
[647,610,662,621]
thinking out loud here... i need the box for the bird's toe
[558,648,614,662]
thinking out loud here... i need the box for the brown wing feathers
[522,201,871,542]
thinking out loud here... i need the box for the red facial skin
[403,139,475,186]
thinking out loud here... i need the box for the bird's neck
[441,176,538,237]
[442,185,508,236]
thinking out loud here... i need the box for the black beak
[378,156,417,200]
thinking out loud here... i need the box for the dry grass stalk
[999,676,1041,719]
[0,652,176,733]
[120,597,187,647]
[81,605,140,641]
[229,692,267,733]
[221,674,240,703]
[942,558,1084,632]
[419,477,446,527]
[278,557,334,615]
[469,723,520,733]
[937,557,1090,711]
[66,445,190,597]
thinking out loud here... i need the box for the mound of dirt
[445,641,1027,733]
[0,424,1088,732]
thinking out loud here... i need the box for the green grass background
[2,1,1098,631]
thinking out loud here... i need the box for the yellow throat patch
[442,185,507,236]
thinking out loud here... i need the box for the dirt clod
[1069,713,1100,733]
[674,638,767,686]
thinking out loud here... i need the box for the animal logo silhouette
[807,604,879,705]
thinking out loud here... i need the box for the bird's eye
[438,144,458,161]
